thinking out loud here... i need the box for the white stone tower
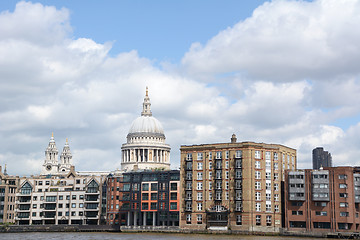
[41,132,59,175]
[59,138,73,173]
[121,87,171,171]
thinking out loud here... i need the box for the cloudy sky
[1,0,360,176]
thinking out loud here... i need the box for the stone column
[153,212,156,226]
[134,212,137,226]
[127,212,130,226]
[143,212,146,226]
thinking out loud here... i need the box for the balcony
[85,196,99,202]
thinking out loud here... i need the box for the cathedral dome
[128,116,164,135]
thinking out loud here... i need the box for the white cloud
[182,0,360,81]
[1,0,360,176]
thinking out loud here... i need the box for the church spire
[141,86,152,116]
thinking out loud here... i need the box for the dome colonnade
[121,87,170,171]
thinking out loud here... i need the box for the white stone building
[15,169,106,225]
[121,88,171,171]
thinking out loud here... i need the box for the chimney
[231,134,237,143]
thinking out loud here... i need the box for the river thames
[0,232,320,240]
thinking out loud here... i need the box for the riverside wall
[0,224,119,233]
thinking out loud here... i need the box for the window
[197,153,203,160]
[197,182,203,190]
[208,192,212,200]
[33,204,37,209]
[274,173,279,181]
[71,203,76,208]
[72,195,76,200]
[197,172,203,180]
[186,214,191,224]
[225,161,229,169]
[266,182,271,190]
[236,215,242,225]
[186,202,192,211]
[340,202,349,208]
[255,171,261,179]
[292,211,303,215]
[187,172,192,180]
[256,215,261,225]
[151,183,158,191]
[266,204,271,212]
[255,192,261,201]
[225,151,229,159]
[236,150,242,158]
[266,193,271,201]
[142,203,149,210]
[340,193,348,198]
[255,181,261,190]
[186,153,193,160]
[236,159,242,168]
[256,203,261,212]
[216,151,222,159]
[236,170,242,178]
[225,171,229,179]
[266,172,271,180]
[266,215,272,226]
[170,202,177,210]
[142,183,149,191]
[225,192,229,200]
[236,202,242,211]
[142,193,149,200]
[339,184,347,189]
[274,162,278,170]
[340,212,349,217]
[274,194,279,201]
[209,162,212,170]
[197,202,203,211]
[225,181,229,190]
[208,171,212,180]
[209,182,212,190]
[315,202,327,207]
[339,174,347,179]
[274,152,278,160]
[209,152,212,160]
[274,183,279,191]
[197,192,203,201]
[255,161,260,169]
[275,205,279,212]
[315,211,327,216]
[151,193,157,200]
[197,162,203,170]
[197,214,202,224]
[255,150,261,159]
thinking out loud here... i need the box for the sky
[1,0,360,176]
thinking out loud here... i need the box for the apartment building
[0,166,19,223]
[15,168,106,225]
[285,167,360,233]
[107,170,180,226]
[179,134,296,232]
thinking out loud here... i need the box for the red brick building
[284,167,360,233]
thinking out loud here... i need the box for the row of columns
[127,212,156,226]
[126,212,177,227]
[122,148,169,163]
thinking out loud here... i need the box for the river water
[0,232,319,240]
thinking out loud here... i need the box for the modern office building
[284,167,360,233]
[179,134,297,232]
[121,88,171,171]
[0,166,19,223]
[106,170,180,227]
[312,147,332,170]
